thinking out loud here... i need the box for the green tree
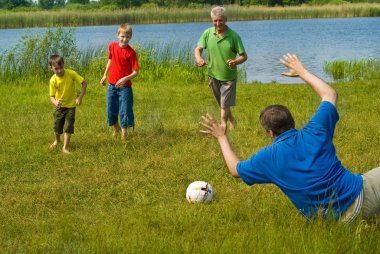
[1,0,32,9]
[38,0,65,9]
[68,0,90,3]
[146,0,237,6]
[99,0,148,7]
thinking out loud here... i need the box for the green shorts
[53,107,76,134]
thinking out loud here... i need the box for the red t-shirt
[108,42,139,87]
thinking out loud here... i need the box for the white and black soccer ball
[186,181,213,204]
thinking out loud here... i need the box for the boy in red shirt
[100,23,139,139]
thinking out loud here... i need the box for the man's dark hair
[48,54,64,67]
[260,105,295,136]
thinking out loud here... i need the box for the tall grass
[0,3,380,28]
[324,58,380,81]
[133,42,207,83]
[0,28,209,84]
[0,27,81,82]
[0,27,246,85]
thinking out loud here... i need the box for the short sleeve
[236,149,272,185]
[108,43,113,60]
[70,70,84,85]
[197,29,209,49]
[49,76,57,97]
[131,50,139,71]
[235,34,246,55]
[304,101,339,138]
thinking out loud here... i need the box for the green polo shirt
[198,27,246,81]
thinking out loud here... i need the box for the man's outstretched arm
[280,53,337,107]
[200,114,240,178]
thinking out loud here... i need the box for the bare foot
[50,141,59,149]
[62,147,71,154]
[113,124,121,138]
[229,118,237,130]
[121,129,127,140]
[113,130,120,138]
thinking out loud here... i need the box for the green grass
[1,28,380,252]
[1,76,380,252]
[324,58,380,82]
[0,3,380,28]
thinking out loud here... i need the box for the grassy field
[0,3,380,28]
[1,29,380,252]
[1,73,380,252]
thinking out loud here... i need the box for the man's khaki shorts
[208,77,236,109]
[361,166,380,220]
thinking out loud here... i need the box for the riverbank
[1,26,379,84]
[0,3,380,29]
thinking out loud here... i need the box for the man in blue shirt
[200,53,380,223]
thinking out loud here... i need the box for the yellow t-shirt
[49,69,84,108]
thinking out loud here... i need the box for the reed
[0,27,81,82]
[132,42,206,84]
[0,27,210,84]
[0,3,379,28]
[228,3,380,20]
[324,58,380,81]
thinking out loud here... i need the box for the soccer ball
[186,181,213,204]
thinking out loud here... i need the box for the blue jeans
[107,84,134,128]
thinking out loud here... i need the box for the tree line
[1,0,379,10]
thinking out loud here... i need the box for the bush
[12,6,43,12]
[99,4,120,11]
[65,2,100,10]
[140,3,159,9]
[0,27,80,82]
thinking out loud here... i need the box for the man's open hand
[200,113,226,138]
[280,53,308,78]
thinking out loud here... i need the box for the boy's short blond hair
[118,23,133,35]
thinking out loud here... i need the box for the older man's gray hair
[211,6,227,18]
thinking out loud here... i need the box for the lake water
[0,17,379,83]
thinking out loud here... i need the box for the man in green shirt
[195,6,247,132]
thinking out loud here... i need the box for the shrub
[0,27,80,82]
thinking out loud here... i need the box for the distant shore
[0,3,379,29]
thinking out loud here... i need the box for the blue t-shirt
[237,101,363,221]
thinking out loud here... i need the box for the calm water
[0,17,379,83]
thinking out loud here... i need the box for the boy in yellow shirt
[49,55,87,154]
